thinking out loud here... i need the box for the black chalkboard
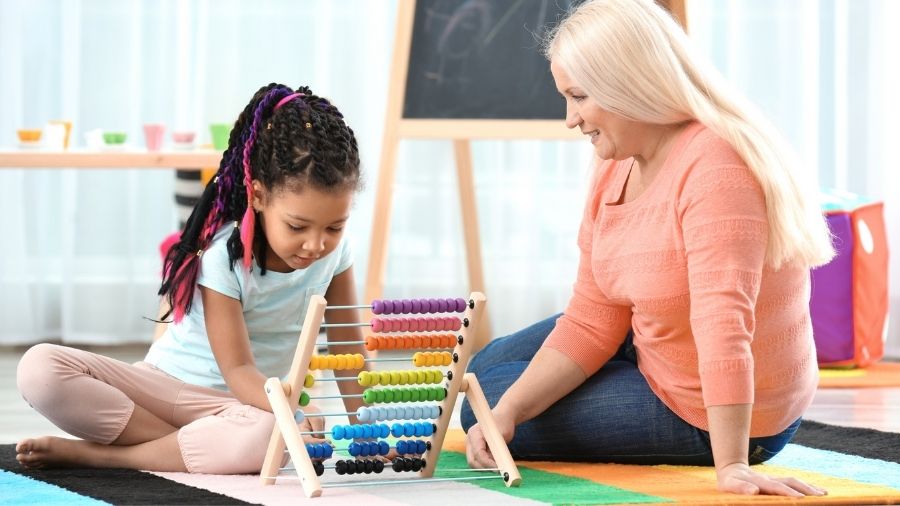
[403,0,580,120]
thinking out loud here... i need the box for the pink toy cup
[143,123,166,151]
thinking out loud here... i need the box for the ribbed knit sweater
[543,122,818,437]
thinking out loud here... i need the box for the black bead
[335,460,347,475]
[374,460,385,473]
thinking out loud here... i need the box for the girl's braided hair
[158,83,360,322]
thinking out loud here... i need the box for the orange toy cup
[17,129,42,142]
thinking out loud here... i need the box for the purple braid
[237,88,299,267]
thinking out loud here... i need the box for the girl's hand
[298,404,326,443]
[716,462,827,497]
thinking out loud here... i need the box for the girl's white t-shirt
[145,226,353,390]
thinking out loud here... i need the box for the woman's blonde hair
[545,0,834,269]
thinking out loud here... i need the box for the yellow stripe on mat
[443,430,900,505]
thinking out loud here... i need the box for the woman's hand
[465,410,515,469]
[717,462,827,497]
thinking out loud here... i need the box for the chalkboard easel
[365,0,686,349]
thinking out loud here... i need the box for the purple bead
[372,300,384,315]
[383,299,394,314]
[428,298,439,313]
[411,299,422,314]
[438,299,449,313]
[455,298,467,312]
[402,299,412,314]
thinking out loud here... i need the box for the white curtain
[689,0,900,356]
[1,1,897,357]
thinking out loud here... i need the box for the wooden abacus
[259,292,521,497]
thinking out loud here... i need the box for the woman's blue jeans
[460,314,800,465]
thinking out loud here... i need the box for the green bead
[401,390,411,402]
[384,389,394,403]
[299,391,310,407]
[375,390,385,403]
[436,388,446,401]
[363,390,376,404]
[410,389,420,402]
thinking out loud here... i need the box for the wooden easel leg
[364,132,400,317]
[453,140,492,350]
[263,378,322,498]
[461,373,522,487]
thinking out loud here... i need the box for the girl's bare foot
[15,437,92,469]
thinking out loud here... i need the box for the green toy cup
[209,123,232,151]
[103,132,127,145]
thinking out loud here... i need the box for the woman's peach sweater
[543,122,818,436]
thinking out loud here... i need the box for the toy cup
[209,123,232,151]
[17,129,42,143]
[49,120,72,149]
[143,123,166,151]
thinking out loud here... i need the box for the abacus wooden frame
[259,292,521,498]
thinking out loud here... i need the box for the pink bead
[449,317,462,331]
[400,318,410,332]
[390,319,401,332]
[417,317,428,332]
[372,318,383,332]
[425,318,436,331]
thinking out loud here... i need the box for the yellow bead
[412,352,423,367]
[416,370,427,384]
[390,371,400,385]
[304,374,315,388]
[380,371,391,385]
[354,354,365,369]
[358,371,370,386]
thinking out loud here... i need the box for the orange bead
[365,336,378,351]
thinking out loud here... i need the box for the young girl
[16,83,367,474]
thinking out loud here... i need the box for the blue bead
[391,423,404,438]
[362,425,373,439]
[324,445,334,458]
[403,422,415,437]
[306,443,314,457]
[424,423,434,436]
[348,442,360,457]
[314,444,324,458]
[379,441,390,456]
[417,440,427,454]
[397,440,407,454]
[333,425,345,440]
[413,423,424,437]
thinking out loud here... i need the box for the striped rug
[3,421,899,505]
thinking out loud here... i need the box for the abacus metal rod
[320,322,370,328]
[318,475,504,487]
[324,304,372,310]
[315,340,367,346]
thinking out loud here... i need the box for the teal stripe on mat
[435,451,668,505]
[769,444,900,489]
[0,470,110,506]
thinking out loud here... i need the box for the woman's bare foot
[16,437,93,469]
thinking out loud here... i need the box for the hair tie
[274,92,305,110]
